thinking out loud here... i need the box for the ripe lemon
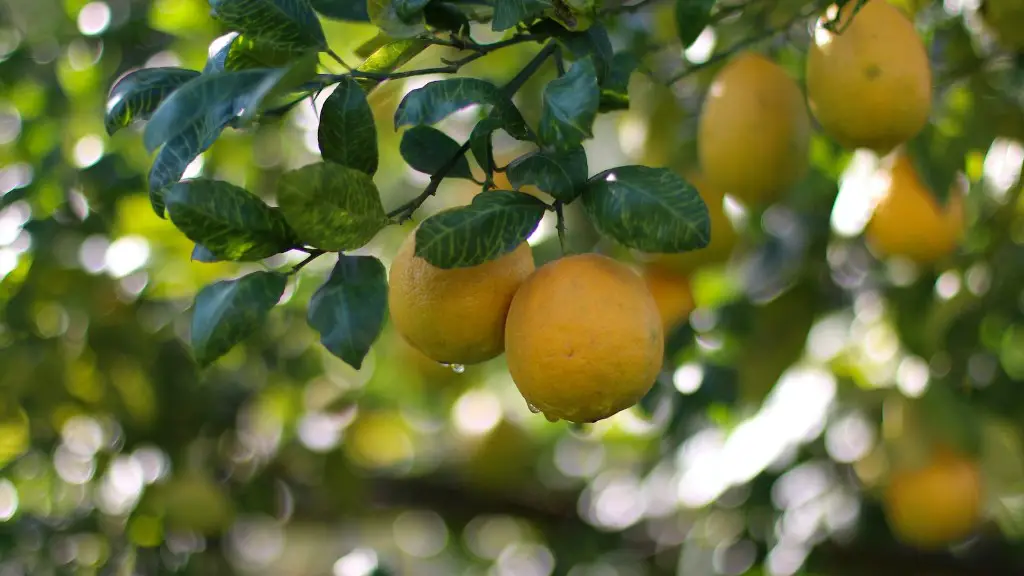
[980,0,1024,50]
[865,153,965,264]
[649,172,738,274]
[505,254,664,423]
[806,0,932,153]
[698,51,811,206]
[388,229,535,365]
[884,449,983,548]
[642,266,695,330]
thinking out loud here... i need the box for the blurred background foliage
[1,0,1024,574]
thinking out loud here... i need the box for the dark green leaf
[582,166,710,252]
[507,146,588,203]
[400,126,473,179]
[205,33,307,73]
[904,124,960,206]
[277,162,387,251]
[557,24,613,82]
[165,179,299,261]
[191,271,287,366]
[414,190,547,268]
[599,52,637,112]
[148,120,225,217]
[318,76,379,175]
[424,2,469,32]
[209,0,327,51]
[395,0,431,20]
[354,38,430,91]
[675,0,715,48]
[369,0,426,37]
[354,32,392,58]
[192,244,224,262]
[144,69,285,153]
[309,0,369,20]
[307,254,388,369]
[493,0,550,31]
[539,57,599,151]
[394,78,532,140]
[105,68,200,135]
[469,114,509,175]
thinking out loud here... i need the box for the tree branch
[386,42,560,223]
[554,201,568,254]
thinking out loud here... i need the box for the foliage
[1,0,1024,573]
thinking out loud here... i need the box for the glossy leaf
[424,2,469,32]
[105,68,201,135]
[354,38,429,92]
[144,69,285,153]
[395,0,431,20]
[148,118,225,217]
[493,0,551,31]
[507,146,588,203]
[675,0,715,48]
[399,126,473,180]
[307,254,388,369]
[318,76,379,175]
[368,0,426,37]
[599,53,637,112]
[414,190,547,268]
[538,57,599,151]
[469,114,506,175]
[557,24,613,82]
[205,34,306,73]
[276,162,387,251]
[394,78,532,140]
[192,244,224,263]
[309,0,369,20]
[165,179,299,261]
[191,271,287,367]
[209,0,327,51]
[582,166,710,252]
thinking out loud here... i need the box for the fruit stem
[554,201,568,255]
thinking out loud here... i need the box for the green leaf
[395,0,431,20]
[354,38,429,92]
[307,254,388,369]
[368,0,426,37]
[557,24,613,82]
[493,0,551,31]
[144,69,285,153]
[105,68,200,135]
[318,76,379,175]
[394,78,532,141]
[191,271,287,367]
[209,0,327,51]
[538,57,599,151]
[507,146,588,203]
[309,0,369,20]
[276,162,387,251]
[599,52,637,112]
[354,32,392,58]
[675,0,715,48]
[148,119,225,217]
[165,179,299,261]
[414,190,547,268]
[582,166,710,253]
[205,33,306,73]
[400,126,473,180]
[192,244,224,262]
[905,124,960,206]
[424,2,469,32]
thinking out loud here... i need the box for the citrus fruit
[865,153,965,264]
[504,253,664,423]
[648,172,738,274]
[698,51,811,205]
[980,0,1024,50]
[642,266,695,330]
[806,0,932,153]
[884,449,983,548]
[388,228,535,365]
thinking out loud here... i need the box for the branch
[289,249,326,275]
[554,201,568,254]
[667,0,827,84]
[386,42,559,223]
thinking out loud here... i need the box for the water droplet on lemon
[526,401,541,414]
[450,363,465,374]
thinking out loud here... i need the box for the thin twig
[385,42,560,223]
[346,34,545,82]
[553,201,567,255]
[289,250,325,275]
[666,0,827,84]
